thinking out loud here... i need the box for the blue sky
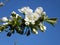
[0,0,60,45]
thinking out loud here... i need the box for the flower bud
[40,25,46,32]
[33,28,38,34]
[11,11,16,14]
[2,17,8,22]
[3,23,8,25]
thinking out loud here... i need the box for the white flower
[18,7,33,15]
[24,15,35,25]
[24,15,31,25]
[33,28,38,34]
[11,11,16,14]
[2,17,8,22]
[3,23,8,25]
[35,7,43,15]
[20,7,44,25]
[24,13,40,25]
[24,13,39,25]
[24,15,31,22]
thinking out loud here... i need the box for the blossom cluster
[0,7,57,37]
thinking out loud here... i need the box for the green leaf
[46,18,57,26]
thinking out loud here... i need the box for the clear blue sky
[0,0,60,45]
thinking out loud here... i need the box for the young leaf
[46,18,57,26]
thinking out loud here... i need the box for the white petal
[24,15,32,22]
[25,22,29,25]
[24,18,29,22]
[24,16,29,22]
[18,7,33,15]
[32,13,40,21]
[31,20,35,25]
[35,7,43,14]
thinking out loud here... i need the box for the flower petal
[35,7,43,14]
[18,7,33,15]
